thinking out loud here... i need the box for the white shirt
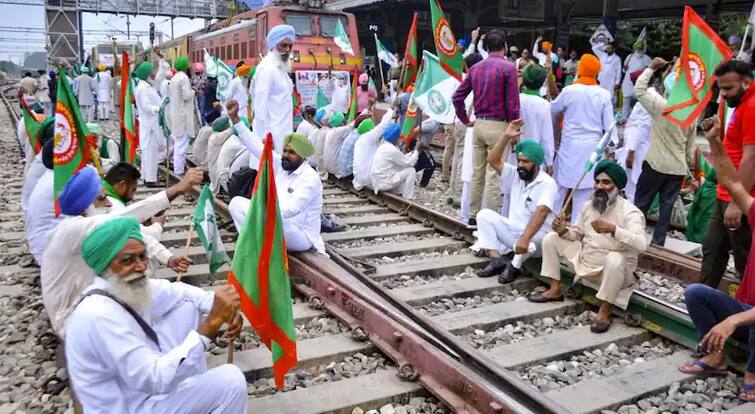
[21,153,46,212]
[517,93,555,167]
[225,76,248,118]
[370,142,419,190]
[66,278,213,414]
[500,164,558,233]
[551,83,616,189]
[250,54,293,152]
[353,110,395,190]
[330,81,350,114]
[296,118,317,138]
[95,71,112,102]
[106,196,165,242]
[621,52,651,97]
[591,43,622,95]
[41,191,172,338]
[616,100,653,183]
[233,121,325,254]
[135,80,162,137]
[323,125,354,176]
[26,170,60,265]
[18,117,34,167]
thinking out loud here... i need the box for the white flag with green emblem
[333,19,354,56]
[412,50,460,124]
[192,185,230,274]
[375,34,398,67]
[204,49,234,102]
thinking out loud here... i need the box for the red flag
[119,51,139,165]
[401,13,419,91]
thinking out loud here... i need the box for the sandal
[677,359,729,376]
[527,292,564,303]
[590,318,613,333]
[740,383,755,402]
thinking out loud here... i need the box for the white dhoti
[475,209,544,269]
[374,167,416,199]
[555,186,593,225]
[229,196,313,252]
[460,182,471,222]
[143,301,247,414]
[173,134,189,175]
[82,105,94,122]
[140,132,161,183]
[97,101,110,120]
[539,232,636,309]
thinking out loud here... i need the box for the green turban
[212,116,230,132]
[357,119,375,135]
[522,64,547,89]
[231,117,250,135]
[81,217,144,276]
[134,62,154,81]
[86,122,102,135]
[633,40,646,52]
[329,112,345,127]
[174,56,189,72]
[515,140,545,166]
[594,159,628,189]
[284,132,315,158]
[80,67,90,74]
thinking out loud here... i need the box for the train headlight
[339,53,346,65]
[308,0,322,8]
[293,50,301,63]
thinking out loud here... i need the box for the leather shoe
[590,318,613,333]
[321,216,346,233]
[477,257,507,278]
[498,263,519,284]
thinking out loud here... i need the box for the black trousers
[700,199,751,288]
[634,162,684,246]
[415,150,436,187]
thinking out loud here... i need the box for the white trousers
[82,105,94,123]
[141,134,160,183]
[97,101,110,120]
[555,186,593,225]
[228,196,313,252]
[623,168,639,204]
[475,209,544,269]
[172,134,189,175]
[144,302,247,414]
[460,181,471,222]
[375,167,416,199]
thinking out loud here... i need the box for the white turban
[267,24,296,50]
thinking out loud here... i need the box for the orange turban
[236,65,251,76]
[542,41,552,53]
[575,54,601,85]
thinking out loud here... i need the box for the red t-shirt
[736,202,755,304]
[718,83,755,202]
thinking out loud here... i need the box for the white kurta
[36,75,51,105]
[296,119,317,138]
[250,54,293,152]
[551,83,616,190]
[370,142,419,193]
[352,110,394,190]
[615,100,653,202]
[41,191,173,338]
[233,120,325,254]
[25,170,60,265]
[75,75,97,106]
[225,76,248,118]
[211,135,247,193]
[135,80,164,183]
[154,59,171,98]
[21,154,46,213]
[66,278,247,414]
[191,125,213,167]
[95,71,113,102]
[591,44,622,98]
[516,93,555,167]
[323,125,354,176]
[168,71,196,138]
[207,129,234,185]
[18,119,35,170]
[621,52,651,97]
[330,82,350,114]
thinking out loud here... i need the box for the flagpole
[374,33,387,98]
[175,222,194,283]
[740,25,750,58]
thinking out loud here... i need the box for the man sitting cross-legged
[65,216,247,413]
[528,160,648,333]
[475,120,558,284]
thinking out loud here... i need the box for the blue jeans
[685,283,755,372]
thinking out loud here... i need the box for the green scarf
[102,180,124,205]
[522,88,541,96]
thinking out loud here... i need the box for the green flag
[430,0,463,81]
[333,18,354,56]
[204,49,234,101]
[346,70,359,123]
[20,98,43,154]
[375,33,399,67]
[228,133,297,389]
[192,185,230,274]
[413,50,461,124]
[662,6,732,128]
[54,67,95,216]
[400,97,417,145]
[315,86,330,110]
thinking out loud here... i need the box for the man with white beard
[528,161,649,333]
[65,216,247,414]
[41,167,203,338]
[250,24,296,153]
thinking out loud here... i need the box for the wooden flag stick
[227,329,236,364]
[175,222,194,283]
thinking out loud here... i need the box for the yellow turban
[236,65,251,76]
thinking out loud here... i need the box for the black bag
[227,167,257,199]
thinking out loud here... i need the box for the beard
[103,267,154,314]
[591,187,619,213]
[726,87,746,108]
[517,166,537,181]
[281,157,303,172]
[271,49,292,72]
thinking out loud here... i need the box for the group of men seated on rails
[17,21,755,410]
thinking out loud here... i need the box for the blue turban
[267,24,296,50]
[59,166,101,216]
[458,39,468,49]
[383,124,401,143]
[315,108,327,123]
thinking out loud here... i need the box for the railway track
[2,83,754,413]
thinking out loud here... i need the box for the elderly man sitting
[370,124,425,199]
[66,216,247,413]
[475,125,558,284]
[528,160,648,333]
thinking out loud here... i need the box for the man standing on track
[168,56,196,176]
[529,161,648,333]
[226,65,251,120]
[134,62,163,187]
[95,65,112,120]
[591,41,622,103]
[74,67,97,123]
[700,60,755,290]
[65,216,247,414]
[452,29,520,223]
[250,24,296,154]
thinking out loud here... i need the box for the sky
[0,3,210,63]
